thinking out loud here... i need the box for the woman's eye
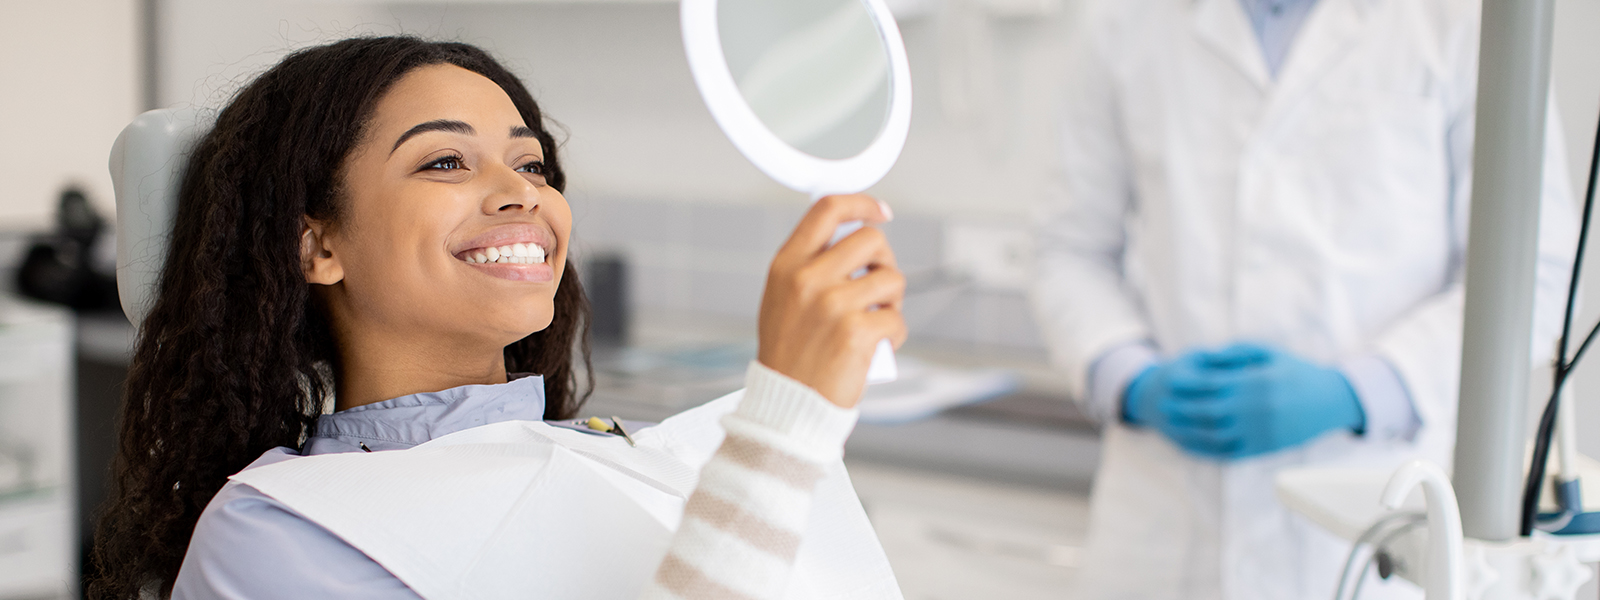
[424,155,465,171]
[517,161,546,175]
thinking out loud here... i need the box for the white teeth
[464,243,547,265]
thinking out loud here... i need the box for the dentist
[1033,0,1577,598]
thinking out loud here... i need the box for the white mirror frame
[681,0,913,196]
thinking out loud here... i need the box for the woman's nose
[482,165,540,214]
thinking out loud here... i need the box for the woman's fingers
[808,225,898,281]
[821,265,906,315]
[757,194,904,408]
[862,306,910,350]
[775,194,893,268]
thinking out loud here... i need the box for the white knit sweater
[642,361,861,600]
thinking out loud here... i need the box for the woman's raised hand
[757,194,907,408]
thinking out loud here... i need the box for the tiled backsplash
[572,197,1046,350]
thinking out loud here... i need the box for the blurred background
[0,0,1598,598]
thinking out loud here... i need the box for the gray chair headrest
[108,108,213,327]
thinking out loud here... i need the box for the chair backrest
[108,108,213,327]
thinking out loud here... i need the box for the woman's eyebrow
[391,119,476,155]
[510,125,537,140]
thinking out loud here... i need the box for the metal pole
[1452,0,1557,542]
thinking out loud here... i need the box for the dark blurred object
[15,187,120,310]
[585,252,631,345]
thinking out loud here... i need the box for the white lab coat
[1032,0,1579,598]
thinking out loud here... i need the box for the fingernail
[877,200,894,221]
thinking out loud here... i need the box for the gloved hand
[1122,352,1206,429]
[1123,343,1365,460]
[1122,350,1236,444]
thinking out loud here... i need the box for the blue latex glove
[1122,352,1207,429]
[1122,349,1241,439]
[1123,343,1365,460]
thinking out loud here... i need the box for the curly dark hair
[88,36,592,599]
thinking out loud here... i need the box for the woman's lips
[464,260,555,283]
[451,222,557,282]
[452,223,554,258]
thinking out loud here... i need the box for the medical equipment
[1333,512,1428,600]
[1278,1,1600,598]
[680,0,913,385]
[14,188,119,311]
[1522,67,1600,538]
[1535,387,1600,535]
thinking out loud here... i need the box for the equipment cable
[1333,512,1426,600]
[1520,103,1600,537]
[1347,519,1427,600]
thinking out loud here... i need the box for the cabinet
[0,297,74,599]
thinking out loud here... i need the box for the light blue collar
[303,374,547,455]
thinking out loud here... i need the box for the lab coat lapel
[1191,0,1271,91]
[1261,0,1371,123]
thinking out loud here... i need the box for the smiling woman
[303,63,576,411]
[89,37,906,600]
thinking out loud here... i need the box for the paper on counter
[857,356,1020,424]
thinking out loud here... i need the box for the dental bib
[229,390,901,600]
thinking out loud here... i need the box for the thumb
[1196,342,1272,370]
[1167,362,1235,397]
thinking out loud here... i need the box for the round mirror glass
[716,0,892,160]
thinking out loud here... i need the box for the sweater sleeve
[641,361,860,600]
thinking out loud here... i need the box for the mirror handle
[826,218,898,385]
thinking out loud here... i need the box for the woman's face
[316,64,570,350]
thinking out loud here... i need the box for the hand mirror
[682,0,912,383]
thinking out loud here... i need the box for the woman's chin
[498,314,555,342]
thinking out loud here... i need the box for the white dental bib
[229,390,901,600]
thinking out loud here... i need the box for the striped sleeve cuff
[730,361,860,464]
[643,362,853,600]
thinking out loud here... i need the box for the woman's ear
[301,219,344,285]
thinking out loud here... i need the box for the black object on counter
[585,252,630,346]
[15,187,119,310]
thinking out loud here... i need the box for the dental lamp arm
[1381,460,1464,600]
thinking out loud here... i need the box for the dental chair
[108,108,213,326]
